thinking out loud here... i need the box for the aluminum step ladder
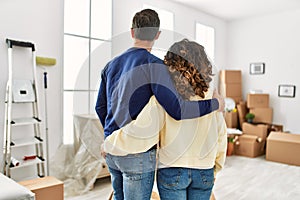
[2,39,45,178]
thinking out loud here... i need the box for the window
[143,5,174,59]
[195,23,215,61]
[63,0,112,144]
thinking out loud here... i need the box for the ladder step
[11,117,41,126]
[11,137,43,148]
[5,101,36,104]
[10,156,45,169]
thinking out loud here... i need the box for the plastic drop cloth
[50,114,106,197]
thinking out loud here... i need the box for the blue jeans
[157,167,214,200]
[105,149,157,200]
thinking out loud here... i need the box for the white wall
[0,0,64,178]
[226,9,300,133]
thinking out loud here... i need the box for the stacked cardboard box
[247,93,273,124]
[220,70,242,128]
[234,122,269,157]
[219,70,242,104]
[266,132,300,166]
[236,101,247,129]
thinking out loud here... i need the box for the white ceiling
[168,0,300,21]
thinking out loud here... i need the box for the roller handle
[6,38,35,51]
[44,72,48,89]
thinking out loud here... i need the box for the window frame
[63,0,112,144]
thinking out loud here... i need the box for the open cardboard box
[234,134,265,158]
[242,122,268,139]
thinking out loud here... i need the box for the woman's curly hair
[164,39,213,99]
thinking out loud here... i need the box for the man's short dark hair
[132,9,160,41]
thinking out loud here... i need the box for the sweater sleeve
[150,63,219,120]
[103,96,164,155]
[214,112,227,177]
[95,71,108,127]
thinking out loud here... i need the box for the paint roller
[36,56,56,176]
[36,56,56,88]
[36,56,56,66]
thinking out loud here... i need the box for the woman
[156,39,227,200]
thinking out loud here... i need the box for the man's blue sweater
[95,47,219,138]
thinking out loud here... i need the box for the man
[95,9,224,200]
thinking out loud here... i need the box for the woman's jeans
[105,148,157,200]
[157,167,214,200]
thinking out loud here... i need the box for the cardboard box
[18,176,63,200]
[234,134,265,157]
[247,94,269,108]
[219,70,242,83]
[225,111,238,128]
[266,132,300,166]
[250,108,273,124]
[242,122,268,139]
[237,101,248,129]
[219,82,242,97]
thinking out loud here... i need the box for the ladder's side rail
[2,83,9,175]
[4,46,14,176]
[32,50,43,152]
[32,50,42,122]
[31,49,45,177]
